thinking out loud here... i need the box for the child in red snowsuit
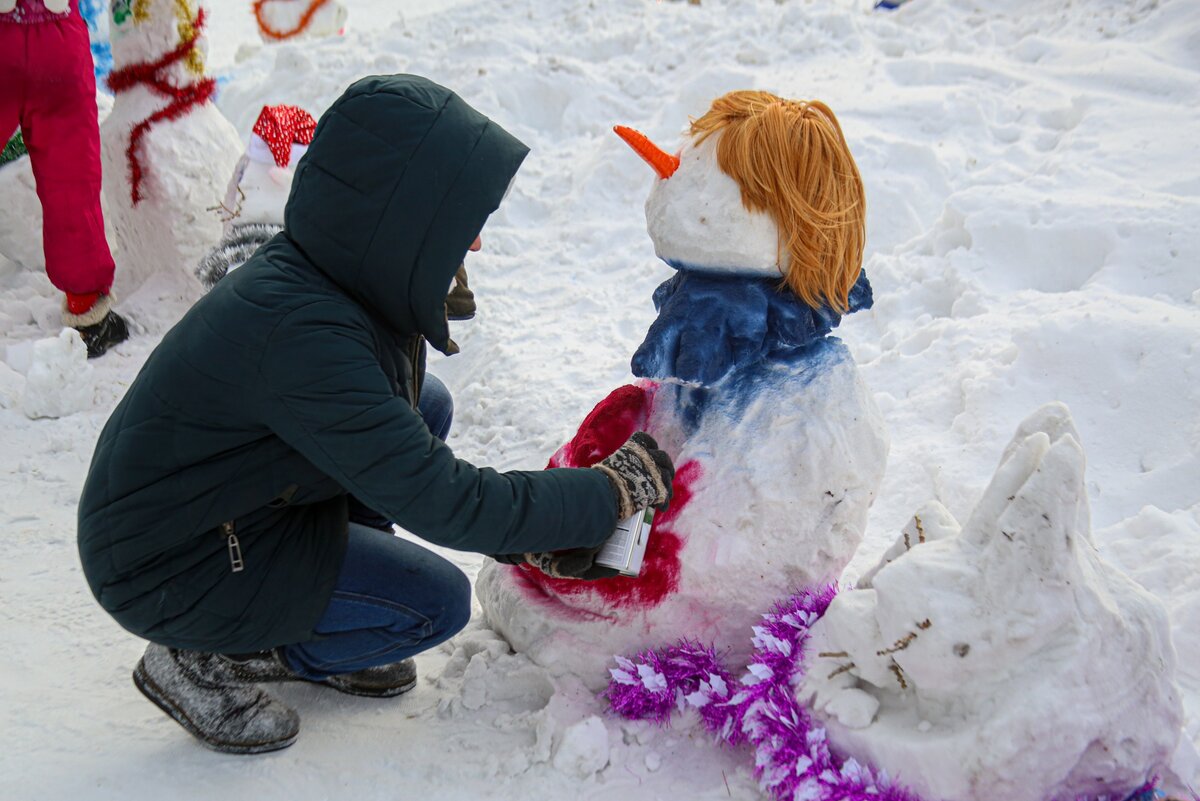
[0,0,128,357]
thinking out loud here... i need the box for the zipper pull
[221,521,245,573]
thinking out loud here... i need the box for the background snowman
[101,0,241,295]
[195,102,314,289]
[252,0,347,44]
[477,90,889,687]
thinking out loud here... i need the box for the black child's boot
[63,293,129,358]
[132,644,300,754]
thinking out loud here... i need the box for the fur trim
[62,293,111,328]
[195,223,282,290]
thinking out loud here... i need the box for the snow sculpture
[477,91,888,687]
[252,0,346,43]
[101,0,241,292]
[196,103,315,289]
[799,402,1183,801]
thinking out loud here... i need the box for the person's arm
[257,300,617,554]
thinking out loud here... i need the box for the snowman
[252,0,347,43]
[195,103,315,289]
[477,90,889,687]
[101,0,241,294]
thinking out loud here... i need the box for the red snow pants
[0,11,115,301]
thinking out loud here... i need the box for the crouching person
[76,75,674,755]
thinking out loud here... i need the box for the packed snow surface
[1,1,1197,799]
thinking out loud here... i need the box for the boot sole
[319,675,417,699]
[133,659,298,755]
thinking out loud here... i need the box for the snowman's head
[255,0,349,41]
[110,0,209,77]
[619,91,866,312]
[216,104,315,231]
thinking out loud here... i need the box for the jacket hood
[283,74,528,353]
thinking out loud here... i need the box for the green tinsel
[1,131,28,167]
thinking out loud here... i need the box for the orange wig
[690,90,866,313]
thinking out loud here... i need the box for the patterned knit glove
[592,432,675,519]
[523,548,621,581]
[489,548,619,581]
[511,433,673,581]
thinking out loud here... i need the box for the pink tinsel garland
[606,584,1161,801]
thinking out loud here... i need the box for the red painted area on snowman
[512,382,700,612]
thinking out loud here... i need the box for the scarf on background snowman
[631,266,873,386]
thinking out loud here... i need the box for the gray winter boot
[322,659,418,698]
[224,649,418,699]
[132,643,300,754]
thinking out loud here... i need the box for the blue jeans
[414,372,454,443]
[284,372,468,678]
[281,522,471,679]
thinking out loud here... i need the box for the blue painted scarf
[631,268,873,386]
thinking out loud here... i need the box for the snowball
[21,329,94,420]
[823,688,880,730]
[552,716,610,778]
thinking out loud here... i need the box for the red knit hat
[249,104,316,168]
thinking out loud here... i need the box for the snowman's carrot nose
[614,125,680,180]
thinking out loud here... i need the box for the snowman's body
[192,148,286,289]
[478,125,887,688]
[100,0,240,293]
[218,145,296,233]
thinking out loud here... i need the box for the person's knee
[418,373,454,441]
[435,565,472,638]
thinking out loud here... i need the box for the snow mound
[552,715,609,778]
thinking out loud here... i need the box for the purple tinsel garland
[605,583,1163,801]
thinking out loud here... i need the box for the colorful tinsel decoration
[1,130,27,167]
[606,583,1165,801]
[105,6,216,205]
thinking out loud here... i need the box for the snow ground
[1,0,1198,798]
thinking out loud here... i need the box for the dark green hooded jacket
[77,75,617,653]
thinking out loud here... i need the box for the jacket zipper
[410,336,422,407]
[221,521,245,573]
